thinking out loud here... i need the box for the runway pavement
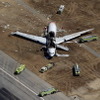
[0,50,70,100]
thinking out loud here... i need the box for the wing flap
[57,45,69,51]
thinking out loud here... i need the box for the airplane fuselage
[46,22,57,57]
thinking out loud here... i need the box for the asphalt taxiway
[0,50,70,100]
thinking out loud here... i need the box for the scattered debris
[26,30,29,32]
[2,2,11,7]
[47,17,50,20]
[15,50,18,53]
[2,30,5,33]
[4,24,10,29]
[18,4,21,6]
[1,24,10,30]
[47,15,52,19]
[20,9,23,11]
[57,29,67,32]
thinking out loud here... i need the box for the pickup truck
[39,63,55,73]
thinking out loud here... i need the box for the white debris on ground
[0,24,10,32]
[57,29,67,32]
[15,50,18,53]
[26,30,29,32]
[20,9,23,11]
[4,24,10,29]
[18,4,21,6]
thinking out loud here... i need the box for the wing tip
[10,31,20,35]
[11,32,15,35]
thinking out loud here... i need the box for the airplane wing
[11,31,46,45]
[56,28,94,44]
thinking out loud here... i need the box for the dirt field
[0,0,100,100]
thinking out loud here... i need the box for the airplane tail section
[56,45,69,51]
[56,53,69,57]
[56,45,69,57]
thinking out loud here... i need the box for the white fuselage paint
[48,22,57,37]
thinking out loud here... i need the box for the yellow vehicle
[14,64,25,75]
[38,88,58,97]
[79,36,98,43]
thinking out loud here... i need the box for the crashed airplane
[11,22,94,58]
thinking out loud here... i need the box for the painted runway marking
[0,67,44,100]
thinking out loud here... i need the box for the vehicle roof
[74,66,80,71]
[16,64,25,70]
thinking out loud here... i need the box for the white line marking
[0,67,44,100]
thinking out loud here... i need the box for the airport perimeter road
[0,51,70,100]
